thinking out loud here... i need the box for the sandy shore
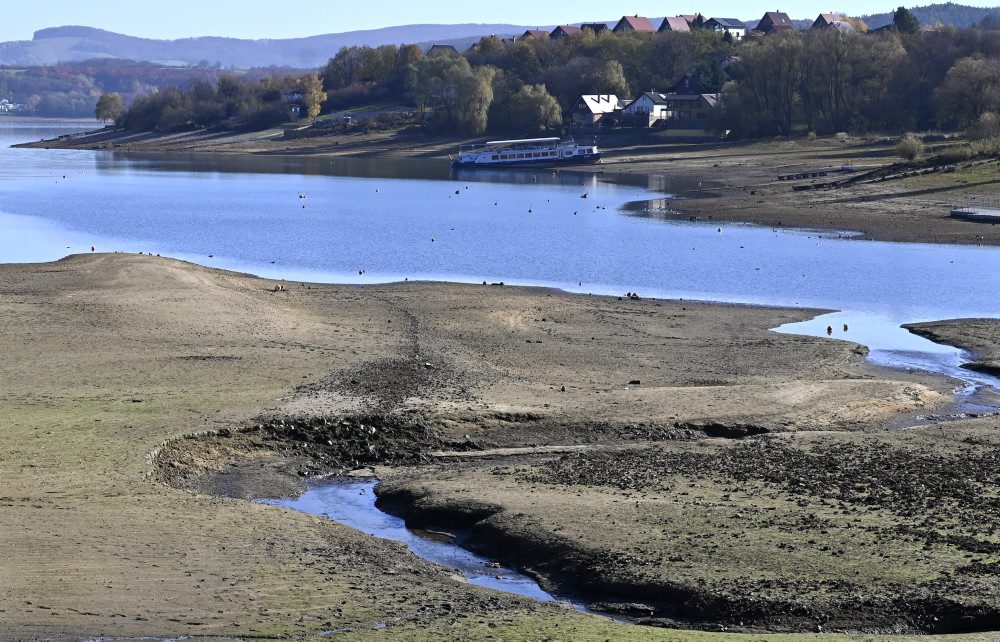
[18,126,1000,246]
[7,253,1000,640]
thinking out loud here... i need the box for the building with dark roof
[551,25,582,39]
[704,17,748,41]
[580,22,609,34]
[756,11,795,34]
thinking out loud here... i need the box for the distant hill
[0,24,531,68]
[1,4,998,70]
[862,2,1000,29]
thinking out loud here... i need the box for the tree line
[723,22,1000,137]
[88,12,1000,141]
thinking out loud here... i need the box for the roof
[575,95,622,114]
[706,18,747,29]
[427,44,459,56]
[763,11,793,25]
[580,22,609,33]
[757,11,794,33]
[614,15,657,32]
[660,16,691,32]
[486,137,560,145]
[551,25,582,36]
[520,29,550,40]
[637,91,668,105]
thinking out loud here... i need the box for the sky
[3,0,998,41]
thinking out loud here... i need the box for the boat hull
[451,153,602,169]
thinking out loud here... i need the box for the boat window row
[489,150,561,161]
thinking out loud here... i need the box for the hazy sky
[4,1,998,41]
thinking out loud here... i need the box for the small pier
[951,197,1000,223]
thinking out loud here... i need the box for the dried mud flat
[3,253,1000,641]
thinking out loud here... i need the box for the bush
[933,144,975,163]
[969,112,1000,141]
[896,134,924,161]
[973,136,1000,157]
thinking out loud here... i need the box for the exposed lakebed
[8,120,1000,623]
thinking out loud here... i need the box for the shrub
[969,112,1000,141]
[933,144,975,163]
[896,134,924,161]
[973,136,1000,157]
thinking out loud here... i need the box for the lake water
[4,120,1000,394]
[5,118,1000,606]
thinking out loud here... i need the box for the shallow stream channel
[263,479,594,610]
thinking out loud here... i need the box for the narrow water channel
[265,479,597,610]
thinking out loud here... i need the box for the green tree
[893,7,921,34]
[95,92,125,125]
[507,84,562,133]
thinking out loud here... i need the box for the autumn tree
[95,92,125,125]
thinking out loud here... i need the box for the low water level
[4,121,999,392]
[6,119,1000,605]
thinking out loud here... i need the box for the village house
[519,29,550,41]
[755,11,795,35]
[811,13,866,31]
[427,44,460,57]
[571,94,623,125]
[613,15,657,33]
[659,16,691,33]
[703,18,747,41]
[664,93,719,125]
[623,91,669,126]
[580,22,609,34]
[0,98,25,114]
[550,25,582,39]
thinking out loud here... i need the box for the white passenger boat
[451,137,601,168]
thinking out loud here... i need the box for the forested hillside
[863,2,1000,28]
